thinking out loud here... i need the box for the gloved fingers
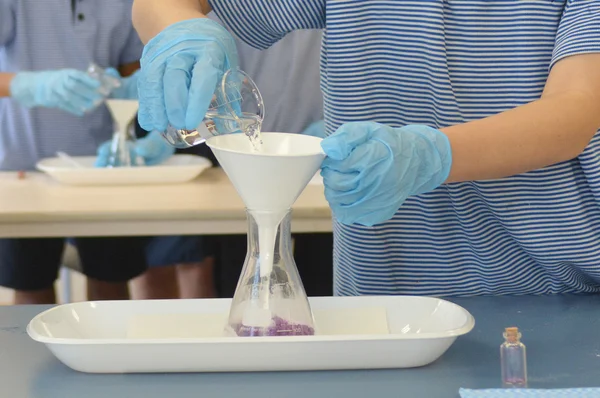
[67,72,104,101]
[163,52,195,130]
[320,122,378,161]
[104,68,121,79]
[136,147,173,165]
[302,120,326,138]
[145,146,175,165]
[321,167,360,193]
[138,61,168,133]
[185,47,224,130]
[134,131,175,165]
[52,91,86,116]
[68,70,102,90]
[94,141,112,167]
[58,88,100,113]
[62,77,104,107]
[322,138,391,173]
[94,157,108,168]
[96,141,112,156]
[324,183,369,208]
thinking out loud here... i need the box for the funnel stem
[250,210,287,278]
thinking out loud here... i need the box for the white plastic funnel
[207,132,325,280]
[105,99,139,131]
[207,133,325,211]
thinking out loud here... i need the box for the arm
[444,53,600,183]
[117,61,140,78]
[132,0,324,47]
[132,0,211,43]
[2,63,140,99]
[0,73,15,97]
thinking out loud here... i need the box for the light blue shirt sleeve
[118,27,144,66]
[551,0,600,68]
[208,0,325,49]
[0,0,15,46]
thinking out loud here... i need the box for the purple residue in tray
[233,316,315,337]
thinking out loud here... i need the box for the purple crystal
[233,316,315,337]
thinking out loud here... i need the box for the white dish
[36,154,212,186]
[27,296,474,373]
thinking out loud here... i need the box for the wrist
[0,73,16,98]
[9,72,38,107]
[402,124,453,194]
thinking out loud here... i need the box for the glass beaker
[224,209,316,337]
[161,68,264,149]
[87,62,121,98]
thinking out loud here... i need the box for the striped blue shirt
[209,13,324,134]
[211,0,600,297]
[0,0,143,171]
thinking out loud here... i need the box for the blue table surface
[1,295,598,398]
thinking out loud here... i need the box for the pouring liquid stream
[205,111,263,152]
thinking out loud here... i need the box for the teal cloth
[460,388,600,397]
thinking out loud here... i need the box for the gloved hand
[301,120,326,138]
[137,18,239,133]
[105,68,140,100]
[95,130,175,167]
[320,122,452,226]
[10,69,103,116]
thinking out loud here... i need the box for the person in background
[127,125,218,300]
[133,0,600,297]
[129,19,333,299]
[0,0,163,304]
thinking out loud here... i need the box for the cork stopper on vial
[504,327,521,343]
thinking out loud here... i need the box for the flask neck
[246,209,292,260]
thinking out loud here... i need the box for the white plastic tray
[36,154,212,186]
[27,296,474,373]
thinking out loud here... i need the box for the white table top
[0,169,331,238]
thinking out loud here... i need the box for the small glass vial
[500,327,527,388]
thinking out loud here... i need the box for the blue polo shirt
[0,0,143,170]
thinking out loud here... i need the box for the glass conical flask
[225,209,316,337]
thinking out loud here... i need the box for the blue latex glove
[137,18,239,133]
[10,69,103,116]
[320,122,452,226]
[95,130,175,167]
[301,120,326,138]
[105,68,140,100]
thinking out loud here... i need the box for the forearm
[118,61,140,77]
[443,91,600,183]
[132,0,211,43]
[0,72,15,97]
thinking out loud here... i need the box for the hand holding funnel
[207,133,325,337]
